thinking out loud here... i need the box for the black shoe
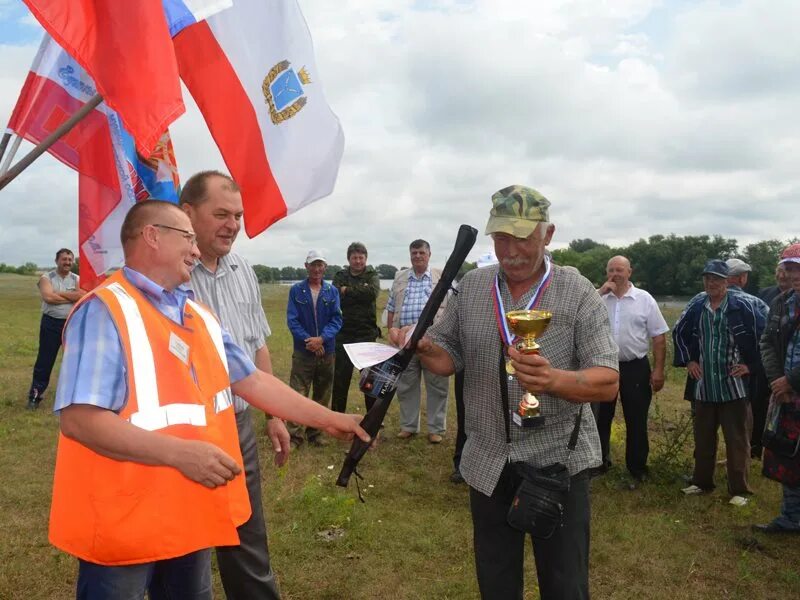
[752,523,800,535]
[27,389,43,410]
[449,470,465,484]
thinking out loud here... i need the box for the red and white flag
[22,0,185,156]
[174,0,345,237]
[6,36,180,291]
[7,35,116,190]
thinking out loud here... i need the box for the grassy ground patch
[0,274,797,599]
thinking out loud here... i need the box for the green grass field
[0,272,797,599]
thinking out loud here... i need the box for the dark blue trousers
[28,314,66,402]
[77,549,211,600]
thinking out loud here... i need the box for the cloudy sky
[0,0,798,270]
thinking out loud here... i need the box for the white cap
[305,250,327,264]
[477,251,499,268]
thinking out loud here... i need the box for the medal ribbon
[492,255,552,346]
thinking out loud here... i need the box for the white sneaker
[681,484,705,495]
[729,495,749,507]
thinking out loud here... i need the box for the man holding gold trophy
[392,185,619,599]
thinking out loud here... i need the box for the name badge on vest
[169,332,190,365]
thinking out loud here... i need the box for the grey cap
[725,258,751,276]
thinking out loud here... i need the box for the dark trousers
[77,549,211,600]
[287,351,335,442]
[453,370,466,471]
[594,357,652,479]
[469,466,591,600]
[28,314,66,401]
[216,409,281,600]
[749,371,770,455]
[692,398,753,496]
[332,342,374,413]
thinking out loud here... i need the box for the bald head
[607,256,631,270]
[606,255,632,292]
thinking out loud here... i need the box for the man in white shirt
[597,256,669,481]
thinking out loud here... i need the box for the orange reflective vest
[49,270,251,565]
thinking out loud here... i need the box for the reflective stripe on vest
[105,283,232,430]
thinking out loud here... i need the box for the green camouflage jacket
[332,266,380,342]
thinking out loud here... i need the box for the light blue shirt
[386,268,433,327]
[54,267,256,413]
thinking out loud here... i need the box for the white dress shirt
[602,284,669,362]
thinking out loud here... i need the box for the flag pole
[0,135,22,177]
[0,132,11,165]
[0,93,103,192]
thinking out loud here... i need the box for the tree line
[551,235,798,296]
[251,234,795,295]
[0,262,40,275]
[3,235,794,296]
[251,260,479,283]
[250,263,402,283]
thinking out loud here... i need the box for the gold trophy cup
[505,309,552,427]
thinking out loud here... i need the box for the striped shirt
[188,253,271,413]
[696,296,747,403]
[53,267,255,413]
[386,268,433,327]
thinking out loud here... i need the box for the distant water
[279,279,394,290]
[655,297,691,310]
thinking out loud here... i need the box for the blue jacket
[672,290,766,374]
[287,279,342,355]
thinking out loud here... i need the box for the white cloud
[0,0,798,270]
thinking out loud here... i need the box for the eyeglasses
[151,224,197,245]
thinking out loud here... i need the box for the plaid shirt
[428,264,618,497]
[386,268,433,327]
[696,296,747,403]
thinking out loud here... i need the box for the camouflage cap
[484,185,551,238]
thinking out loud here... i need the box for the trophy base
[512,413,545,428]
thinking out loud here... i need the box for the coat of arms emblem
[262,60,312,125]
